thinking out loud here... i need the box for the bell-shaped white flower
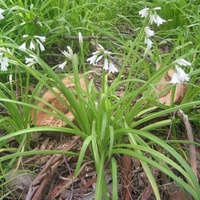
[170,66,189,83]
[0,54,9,71]
[36,39,45,51]
[103,58,109,70]
[62,46,74,60]
[57,46,74,70]
[145,26,155,37]
[108,61,118,74]
[29,41,35,50]
[139,8,149,18]
[144,37,153,48]
[86,53,99,66]
[34,35,46,42]
[86,44,118,73]
[174,58,191,67]
[19,42,26,51]
[58,61,67,70]
[150,14,166,26]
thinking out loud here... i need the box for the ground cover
[0,0,200,199]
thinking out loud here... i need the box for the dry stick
[177,109,197,177]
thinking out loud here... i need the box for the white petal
[0,8,5,14]
[19,42,26,51]
[150,14,165,26]
[0,8,4,20]
[154,15,166,26]
[78,32,83,46]
[170,73,179,83]
[92,50,100,55]
[58,61,67,70]
[139,8,149,18]
[34,35,46,42]
[176,66,189,82]
[108,62,118,73]
[154,7,161,10]
[23,35,29,38]
[103,58,109,70]
[1,57,8,71]
[87,54,98,65]
[29,41,35,50]
[175,58,191,66]
[36,39,45,51]
[25,57,36,67]
[144,37,153,47]
[0,14,4,20]
[66,46,74,59]
[145,26,155,37]
[171,66,189,83]
[95,55,103,63]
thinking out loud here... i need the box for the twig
[177,109,197,178]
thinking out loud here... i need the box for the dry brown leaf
[155,67,187,105]
[32,74,86,128]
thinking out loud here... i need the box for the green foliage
[0,0,200,199]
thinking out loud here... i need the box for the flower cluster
[86,44,118,74]
[139,7,166,52]
[170,58,191,84]
[19,35,46,52]
[139,7,166,26]
[144,26,155,49]
[0,8,5,20]
[58,46,74,69]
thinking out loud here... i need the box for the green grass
[0,0,200,199]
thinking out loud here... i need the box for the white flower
[62,46,74,60]
[86,51,100,65]
[57,46,74,70]
[0,54,9,71]
[29,41,35,50]
[145,26,155,37]
[144,37,153,48]
[36,39,45,51]
[34,35,46,42]
[25,55,37,67]
[170,66,189,83]
[78,32,83,47]
[0,8,5,20]
[58,61,67,70]
[19,42,26,51]
[174,58,191,66]
[139,8,149,18]
[108,61,118,73]
[33,36,46,51]
[144,27,154,49]
[103,58,109,70]
[87,44,118,73]
[150,14,166,26]
[139,7,165,26]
